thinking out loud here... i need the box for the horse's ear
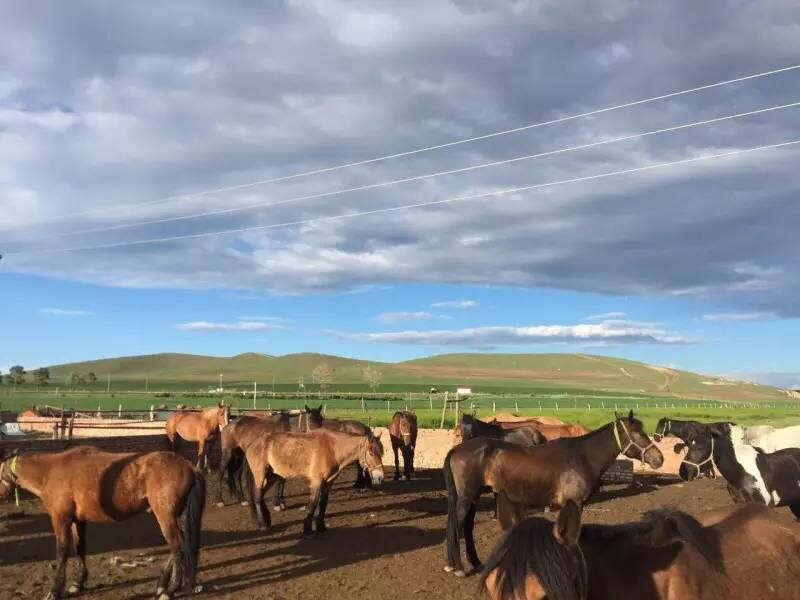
[707,424,726,437]
[647,513,686,547]
[614,411,621,420]
[304,404,310,412]
[628,409,634,422]
[553,500,581,546]
[673,442,687,454]
[317,404,323,413]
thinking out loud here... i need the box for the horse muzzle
[644,446,664,469]
[370,469,385,486]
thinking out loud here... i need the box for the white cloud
[376,311,436,323]
[702,312,774,321]
[42,308,92,316]
[585,311,627,321]
[430,300,478,309]
[334,320,696,346]
[176,320,282,332]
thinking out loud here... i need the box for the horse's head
[360,431,385,486]
[614,410,663,469]
[397,413,416,449]
[0,448,19,500]
[653,417,671,442]
[303,404,324,430]
[678,432,713,481]
[216,403,231,430]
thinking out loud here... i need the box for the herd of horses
[1,403,800,600]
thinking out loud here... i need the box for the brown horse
[244,428,385,537]
[321,416,376,489]
[0,446,204,600]
[481,502,800,600]
[165,403,230,470]
[216,406,324,507]
[389,411,418,480]
[444,411,663,576]
[492,419,591,440]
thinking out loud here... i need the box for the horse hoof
[157,594,171,600]
[403,475,410,481]
[66,583,83,595]
[43,593,59,600]
[215,502,225,508]
[443,566,455,573]
[303,532,315,540]
[192,584,204,594]
[452,569,467,578]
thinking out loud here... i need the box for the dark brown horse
[444,411,663,576]
[165,403,230,470]
[244,429,385,536]
[216,405,324,507]
[481,502,800,599]
[456,414,546,447]
[0,446,204,600]
[389,411,418,480]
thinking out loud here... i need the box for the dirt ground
[1,469,796,600]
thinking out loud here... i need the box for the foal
[444,411,662,576]
[245,429,385,536]
[165,403,230,470]
[389,411,418,480]
[0,447,204,600]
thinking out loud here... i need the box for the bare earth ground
[2,468,797,600]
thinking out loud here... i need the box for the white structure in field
[456,387,472,398]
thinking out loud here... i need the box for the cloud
[431,300,478,309]
[1,2,800,319]
[701,312,774,321]
[585,311,627,321]
[376,311,436,323]
[176,320,282,332]
[334,319,696,346]
[42,308,91,316]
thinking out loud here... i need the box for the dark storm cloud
[2,0,800,316]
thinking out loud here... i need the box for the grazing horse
[244,429,385,537]
[681,424,800,517]
[389,411,418,480]
[481,501,800,600]
[458,414,546,447]
[216,406,324,508]
[0,447,204,600]
[165,403,230,470]
[444,411,663,576]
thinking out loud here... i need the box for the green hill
[43,351,786,401]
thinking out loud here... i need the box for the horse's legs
[392,441,401,480]
[249,469,272,531]
[216,445,232,506]
[272,475,287,511]
[315,482,332,533]
[47,514,73,600]
[195,439,206,471]
[303,484,322,538]
[66,520,88,595]
[152,509,184,600]
[402,446,412,480]
[448,497,473,576]
[353,465,366,490]
[463,503,482,573]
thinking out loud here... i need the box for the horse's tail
[181,468,206,589]
[443,446,461,569]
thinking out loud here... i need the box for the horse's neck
[330,433,362,467]
[580,423,624,475]
[671,421,694,440]
[713,440,747,481]
[15,454,47,497]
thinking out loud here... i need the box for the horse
[216,405,324,508]
[653,417,734,478]
[244,429,385,537]
[389,411,418,480]
[480,501,800,600]
[321,416,376,489]
[165,403,230,470]
[443,410,662,577]
[492,418,591,441]
[457,414,546,447]
[740,423,800,452]
[680,424,800,517]
[490,414,566,426]
[0,446,204,600]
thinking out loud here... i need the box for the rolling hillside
[44,351,787,401]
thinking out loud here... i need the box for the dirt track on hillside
[2,468,796,600]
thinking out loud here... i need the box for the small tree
[66,371,81,390]
[86,372,98,388]
[312,363,334,393]
[33,368,50,387]
[8,365,26,386]
[362,365,383,392]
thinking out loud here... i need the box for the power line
[9,138,798,256]
[23,100,800,240]
[27,63,800,226]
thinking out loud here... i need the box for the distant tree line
[0,366,98,390]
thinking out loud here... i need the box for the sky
[1,1,799,387]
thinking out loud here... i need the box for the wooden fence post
[440,392,449,429]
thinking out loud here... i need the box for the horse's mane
[480,517,585,600]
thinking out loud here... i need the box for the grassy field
[4,389,799,431]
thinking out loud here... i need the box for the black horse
[681,424,800,518]
[654,417,733,478]
[459,413,546,447]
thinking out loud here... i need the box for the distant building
[456,387,472,398]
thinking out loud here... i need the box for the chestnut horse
[165,403,230,470]
[492,419,591,441]
[444,411,663,576]
[389,411,418,480]
[481,502,800,599]
[0,446,204,600]
[456,414,546,447]
[216,405,324,507]
[244,429,385,537]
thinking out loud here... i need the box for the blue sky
[1,2,799,387]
